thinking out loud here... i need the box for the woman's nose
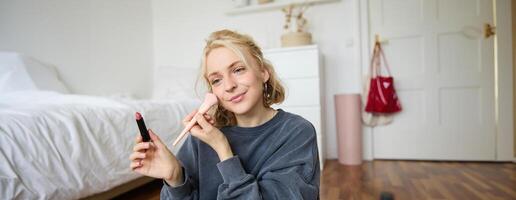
[224,77,237,92]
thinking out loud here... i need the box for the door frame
[355,0,514,161]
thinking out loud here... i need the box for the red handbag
[365,42,402,113]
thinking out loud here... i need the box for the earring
[263,82,271,100]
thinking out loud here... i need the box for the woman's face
[205,47,269,115]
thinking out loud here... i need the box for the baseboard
[81,176,156,200]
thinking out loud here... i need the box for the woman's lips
[229,92,246,103]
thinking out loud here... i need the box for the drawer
[280,78,321,106]
[264,48,319,79]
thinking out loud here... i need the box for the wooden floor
[113,160,516,200]
[321,160,516,200]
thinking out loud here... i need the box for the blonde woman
[130,30,320,199]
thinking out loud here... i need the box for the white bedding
[0,91,200,199]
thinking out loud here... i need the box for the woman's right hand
[130,129,183,186]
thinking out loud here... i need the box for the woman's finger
[129,152,146,161]
[133,142,150,152]
[203,114,214,124]
[147,129,164,149]
[135,135,142,144]
[130,160,142,170]
[195,113,212,131]
[203,114,215,124]
[182,109,198,125]
[189,124,202,135]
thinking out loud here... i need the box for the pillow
[0,52,70,94]
[0,52,38,93]
[153,66,206,100]
[22,55,70,94]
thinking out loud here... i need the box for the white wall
[152,0,362,159]
[495,0,515,161]
[0,0,153,98]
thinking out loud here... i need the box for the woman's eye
[211,79,220,85]
[234,67,245,73]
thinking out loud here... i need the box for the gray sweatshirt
[160,109,320,200]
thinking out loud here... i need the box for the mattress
[0,91,200,199]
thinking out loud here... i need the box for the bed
[0,52,201,199]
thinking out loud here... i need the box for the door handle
[484,23,496,38]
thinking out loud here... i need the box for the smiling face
[205,47,269,115]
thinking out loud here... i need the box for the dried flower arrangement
[280,3,312,47]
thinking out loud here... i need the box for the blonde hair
[199,29,285,128]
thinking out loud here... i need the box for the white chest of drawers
[263,45,325,169]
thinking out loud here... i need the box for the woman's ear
[261,68,270,83]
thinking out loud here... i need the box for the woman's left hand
[182,111,234,161]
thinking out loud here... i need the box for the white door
[369,0,496,160]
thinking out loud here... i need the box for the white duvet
[0,91,200,199]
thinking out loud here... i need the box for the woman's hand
[129,129,183,186]
[183,110,234,161]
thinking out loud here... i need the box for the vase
[280,32,312,47]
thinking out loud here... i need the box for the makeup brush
[173,93,218,146]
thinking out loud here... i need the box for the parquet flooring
[320,160,516,200]
[113,159,516,200]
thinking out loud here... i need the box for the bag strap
[370,41,393,78]
[369,42,381,77]
[376,43,393,76]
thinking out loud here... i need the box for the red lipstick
[135,112,151,142]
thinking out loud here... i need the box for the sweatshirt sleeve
[216,122,320,200]
[160,135,200,200]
